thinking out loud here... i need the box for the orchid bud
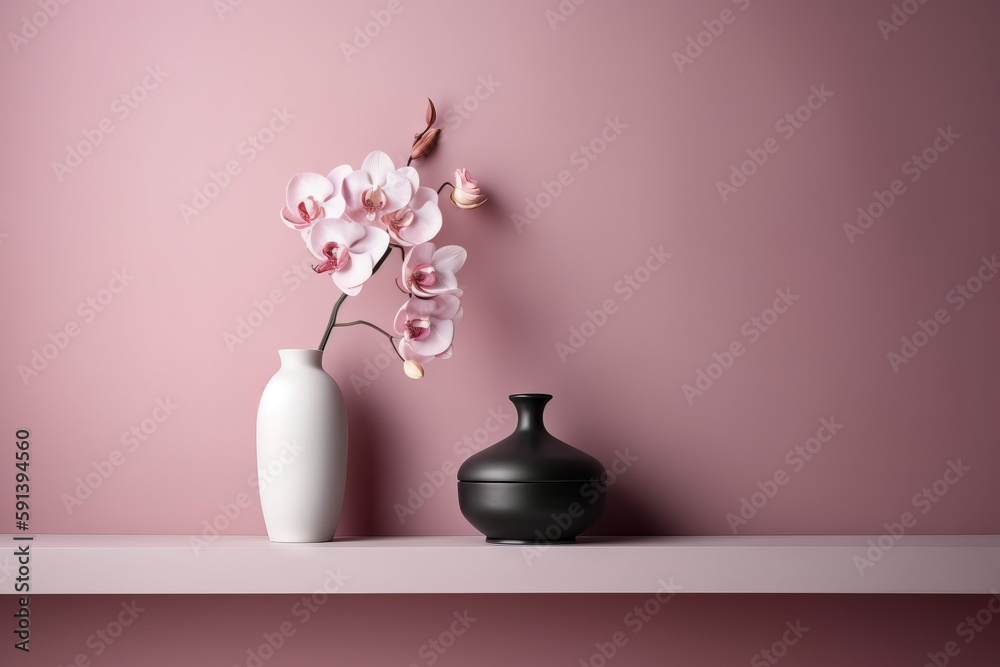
[403,359,425,379]
[450,168,488,210]
[425,98,437,128]
[410,128,441,161]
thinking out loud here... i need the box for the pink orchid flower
[280,167,350,232]
[401,243,466,298]
[308,218,389,296]
[394,294,463,364]
[450,168,488,209]
[381,186,443,246]
[342,151,418,223]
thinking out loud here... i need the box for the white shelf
[6,534,998,595]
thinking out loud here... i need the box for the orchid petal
[382,170,416,211]
[405,243,435,270]
[351,226,390,257]
[432,245,467,273]
[360,151,395,186]
[432,294,462,321]
[321,194,346,220]
[397,338,432,364]
[307,218,365,258]
[336,280,363,297]
[393,301,409,336]
[335,252,374,293]
[281,207,309,231]
[403,296,440,320]
[411,319,454,357]
[396,165,420,192]
[424,272,458,295]
[286,172,334,213]
[394,188,442,245]
[327,165,352,191]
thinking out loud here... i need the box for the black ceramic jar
[457,393,606,544]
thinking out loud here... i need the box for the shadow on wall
[338,396,386,535]
[576,423,686,538]
[595,482,685,536]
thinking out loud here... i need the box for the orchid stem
[333,321,405,361]
[371,245,393,274]
[317,245,394,353]
[317,293,348,352]
[437,182,454,195]
[334,320,393,339]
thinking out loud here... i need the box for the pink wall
[2,0,998,664]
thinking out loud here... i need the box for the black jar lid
[457,394,606,483]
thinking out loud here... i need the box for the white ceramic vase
[256,349,348,542]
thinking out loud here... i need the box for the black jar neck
[510,394,552,432]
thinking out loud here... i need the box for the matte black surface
[457,394,605,482]
[457,394,607,543]
[458,480,605,543]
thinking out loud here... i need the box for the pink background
[2,0,999,664]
